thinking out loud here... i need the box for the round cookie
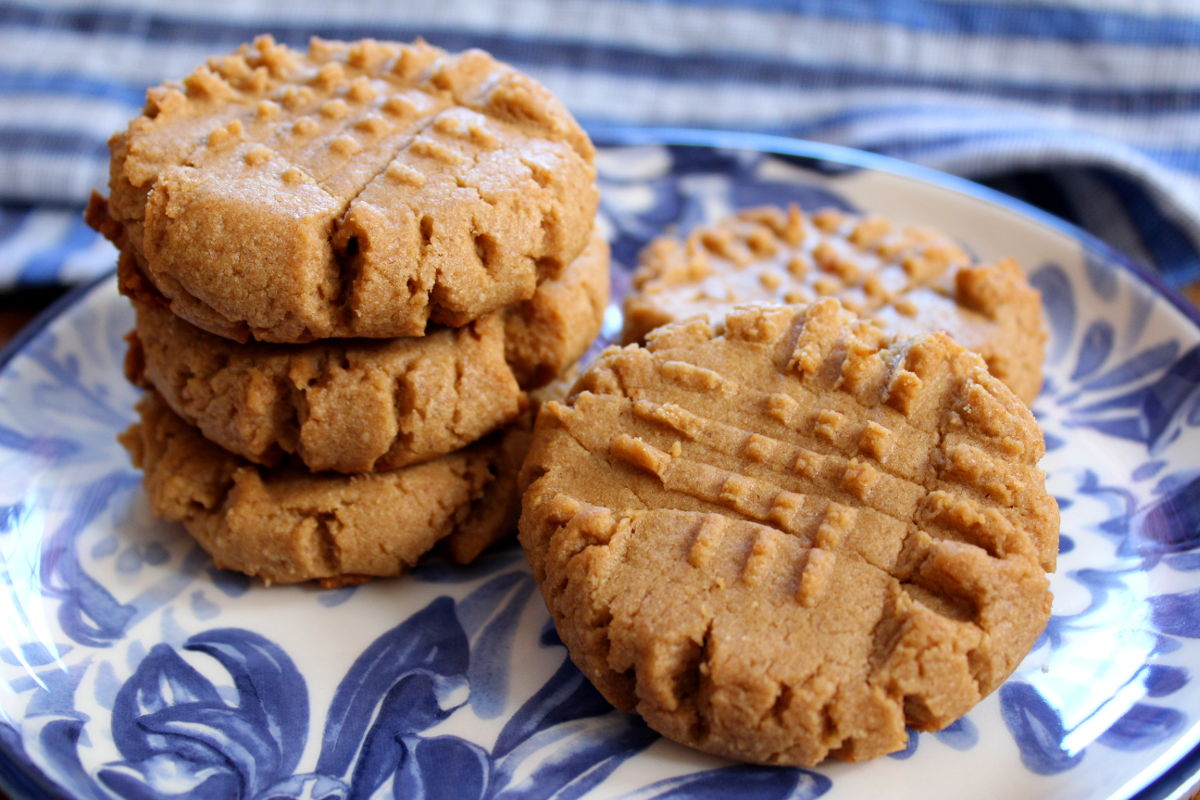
[87,35,597,343]
[520,300,1058,766]
[122,391,533,586]
[123,230,608,474]
[622,205,1046,404]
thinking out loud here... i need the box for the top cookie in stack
[87,36,608,585]
[88,35,598,343]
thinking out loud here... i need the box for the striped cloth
[4,0,1200,289]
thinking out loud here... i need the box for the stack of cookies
[87,36,608,586]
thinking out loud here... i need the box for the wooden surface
[0,288,1198,800]
[0,308,43,345]
[0,288,65,347]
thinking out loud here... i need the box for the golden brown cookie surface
[122,391,532,586]
[622,206,1046,404]
[124,230,608,474]
[520,301,1058,766]
[90,36,597,343]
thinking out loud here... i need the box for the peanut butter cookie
[123,230,608,473]
[520,300,1058,766]
[122,391,533,586]
[622,206,1046,404]
[88,36,597,343]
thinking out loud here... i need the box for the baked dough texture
[622,206,1046,404]
[88,35,597,343]
[122,391,535,586]
[520,300,1057,766]
[124,230,609,473]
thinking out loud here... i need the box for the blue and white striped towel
[3,0,1200,289]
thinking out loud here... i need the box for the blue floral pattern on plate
[1,132,1198,800]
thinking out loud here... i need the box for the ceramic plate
[2,130,1199,800]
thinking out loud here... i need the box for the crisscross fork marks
[622,204,1046,404]
[95,36,598,342]
[575,303,1051,563]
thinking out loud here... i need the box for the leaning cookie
[122,391,531,586]
[124,231,608,473]
[622,206,1046,404]
[88,36,597,343]
[520,300,1058,766]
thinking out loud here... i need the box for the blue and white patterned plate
[2,129,1200,800]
